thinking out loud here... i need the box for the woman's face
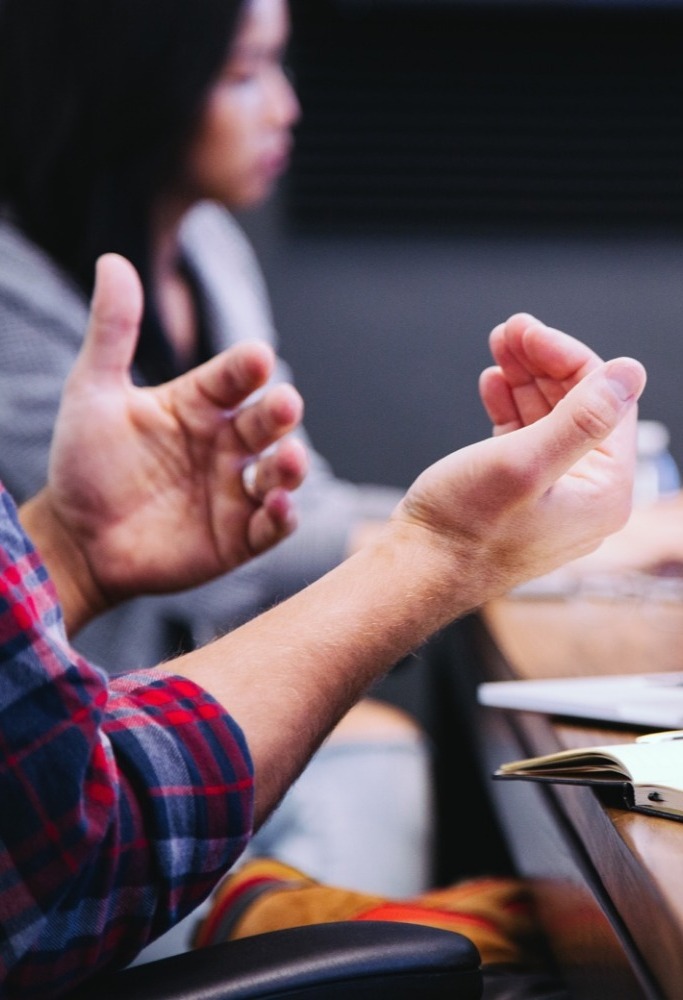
[181,0,300,210]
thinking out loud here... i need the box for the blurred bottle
[633,420,681,506]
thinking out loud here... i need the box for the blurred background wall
[239,0,683,489]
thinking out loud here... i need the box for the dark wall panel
[241,3,683,488]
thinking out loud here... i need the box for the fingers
[246,437,308,502]
[518,321,602,381]
[487,314,603,430]
[173,344,304,447]
[234,382,304,454]
[248,489,300,555]
[479,366,522,435]
[191,341,277,411]
[488,314,542,387]
[243,440,308,554]
[490,313,601,383]
[512,357,646,496]
[73,253,144,385]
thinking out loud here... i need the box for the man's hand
[171,315,647,821]
[394,315,647,603]
[22,253,307,632]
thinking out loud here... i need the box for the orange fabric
[194,858,545,967]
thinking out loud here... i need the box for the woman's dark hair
[0,0,246,376]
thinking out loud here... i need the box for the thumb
[519,357,647,492]
[73,253,144,386]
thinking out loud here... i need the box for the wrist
[353,517,480,644]
[19,490,108,635]
[381,512,511,629]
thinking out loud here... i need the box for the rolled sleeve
[0,485,254,998]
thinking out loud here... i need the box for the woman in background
[0,0,434,952]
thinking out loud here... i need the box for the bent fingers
[234,383,304,454]
[245,438,308,502]
[513,356,646,496]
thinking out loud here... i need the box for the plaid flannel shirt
[0,484,254,998]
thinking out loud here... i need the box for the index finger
[187,341,277,411]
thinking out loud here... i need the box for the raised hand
[170,321,647,821]
[23,253,307,630]
[395,325,646,604]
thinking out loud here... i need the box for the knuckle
[570,398,614,441]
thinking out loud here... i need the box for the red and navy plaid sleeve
[0,484,255,998]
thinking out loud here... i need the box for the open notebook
[478,671,683,729]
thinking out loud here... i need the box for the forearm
[171,521,467,827]
[171,346,645,829]
[0,477,256,993]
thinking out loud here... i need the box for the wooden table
[472,592,683,999]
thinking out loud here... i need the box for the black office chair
[70,921,482,999]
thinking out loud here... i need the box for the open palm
[47,254,307,604]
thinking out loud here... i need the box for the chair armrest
[73,920,482,1000]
